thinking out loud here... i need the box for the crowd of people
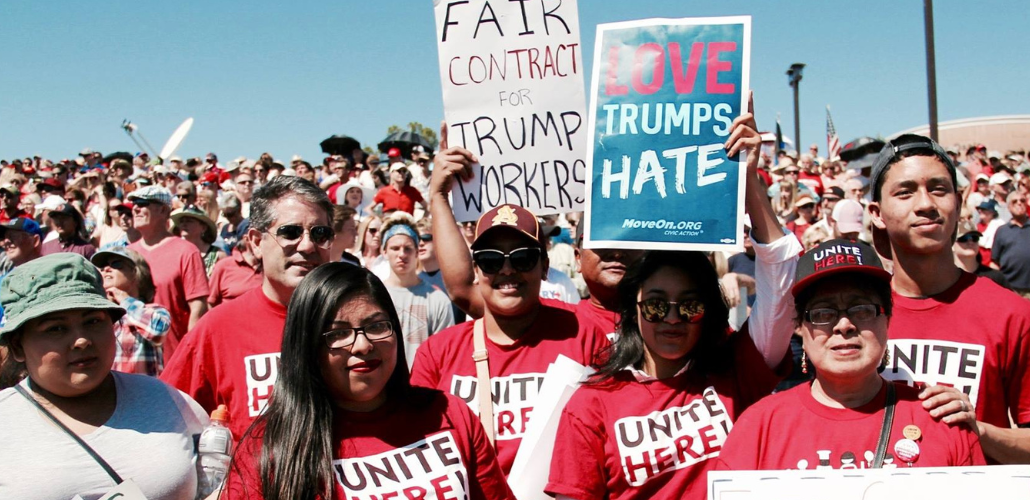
[0,101,1028,499]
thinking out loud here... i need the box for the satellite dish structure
[160,118,194,160]
[121,117,195,161]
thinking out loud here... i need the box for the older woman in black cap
[0,253,208,500]
[718,239,985,470]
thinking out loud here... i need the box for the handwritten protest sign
[433,0,588,221]
[583,17,750,251]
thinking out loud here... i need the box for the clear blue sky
[2,0,1026,162]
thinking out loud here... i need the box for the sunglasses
[237,180,253,185]
[268,224,335,248]
[104,259,130,271]
[472,247,541,274]
[419,233,433,242]
[637,298,706,323]
[957,234,980,244]
[132,199,154,208]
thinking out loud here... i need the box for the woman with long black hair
[545,100,804,500]
[222,263,513,500]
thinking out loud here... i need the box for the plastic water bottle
[197,405,233,499]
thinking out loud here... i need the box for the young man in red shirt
[868,134,1030,464]
[161,176,334,439]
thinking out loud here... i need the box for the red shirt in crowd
[882,272,1030,441]
[546,330,782,500]
[374,184,424,215]
[717,381,985,470]
[207,249,263,307]
[161,287,285,439]
[409,300,610,475]
[222,392,515,500]
[798,171,825,197]
[0,208,27,224]
[574,299,618,338]
[129,236,209,364]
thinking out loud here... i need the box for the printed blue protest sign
[583,17,750,251]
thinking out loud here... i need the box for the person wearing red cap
[717,239,984,471]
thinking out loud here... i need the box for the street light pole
[787,63,805,153]
[924,0,939,142]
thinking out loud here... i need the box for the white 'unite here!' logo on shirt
[449,372,546,441]
[244,352,281,417]
[882,339,984,406]
[333,431,470,500]
[614,386,733,487]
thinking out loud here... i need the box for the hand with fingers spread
[920,384,981,435]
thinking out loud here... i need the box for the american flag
[826,106,841,160]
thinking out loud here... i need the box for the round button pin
[903,424,922,441]
[894,438,921,464]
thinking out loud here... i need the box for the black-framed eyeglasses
[472,247,541,274]
[637,298,706,323]
[322,320,394,350]
[266,224,335,249]
[805,304,884,326]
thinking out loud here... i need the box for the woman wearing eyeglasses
[717,239,985,470]
[545,104,804,500]
[222,263,513,500]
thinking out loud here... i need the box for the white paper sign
[433,0,588,221]
[507,355,593,500]
[707,466,1030,500]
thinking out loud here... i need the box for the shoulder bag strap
[15,384,123,484]
[472,319,496,446]
[871,382,897,469]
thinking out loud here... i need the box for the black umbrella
[320,135,361,156]
[103,151,133,164]
[839,137,885,162]
[377,131,433,158]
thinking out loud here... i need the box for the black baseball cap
[869,134,957,203]
[792,239,892,297]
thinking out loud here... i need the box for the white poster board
[433,0,588,221]
[708,466,1030,500]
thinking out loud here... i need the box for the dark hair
[872,134,958,203]
[331,205,357,233]
[249,175,332,233]
[793,273,893,327]
[591,250,731,381]
[236,263,427,500]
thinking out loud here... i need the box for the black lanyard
[871,382,897,469]
[15,384,123,484]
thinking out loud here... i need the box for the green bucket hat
[0,253,125,339]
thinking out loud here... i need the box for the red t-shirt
[575,299,619,339]
[129,236,210,364]
[161,288,286,439]
[222,392,515,500]
[798,171,825,197]
[882,272,1030,432]
[374,185,424,215]
[409,300,610,475]
[207,249,263,307]
[717,381,985,470]
[0,208,27,224]
[545,330,782,500]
